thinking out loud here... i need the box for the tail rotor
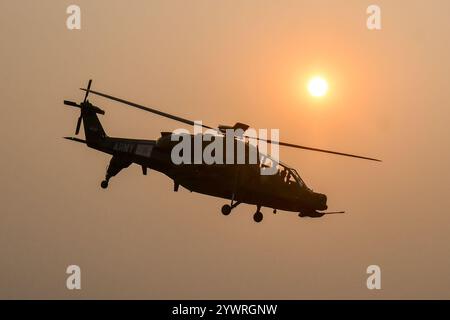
[63,79,104,136]
[83,79,92,103]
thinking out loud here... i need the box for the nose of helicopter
[314,192,328,210]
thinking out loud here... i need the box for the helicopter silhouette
[64,80,381,223]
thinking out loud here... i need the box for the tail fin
[82,102,107,145]
[64,79,107,146]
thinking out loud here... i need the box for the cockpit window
[289,168,306,187]
[274,163,307,189]
[258,156,309,190]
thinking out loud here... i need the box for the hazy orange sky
[1,0,450,299]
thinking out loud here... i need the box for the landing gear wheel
[221,204,232,216]
[101,180,109,189]
[253,211,263,223]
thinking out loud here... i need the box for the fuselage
[87,132,328,214]
[77,104,327,214]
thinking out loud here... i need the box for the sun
[307,76,328,97]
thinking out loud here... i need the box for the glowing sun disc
[308,77,328,97]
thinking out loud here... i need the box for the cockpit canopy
[278,163,307,189]
[260,156,309,190]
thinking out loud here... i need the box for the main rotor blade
[244,136,381,162]
[80,88,381,162]
[80,88,213,130]
[64,136,86,144]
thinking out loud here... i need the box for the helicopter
[63,80,381,223]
